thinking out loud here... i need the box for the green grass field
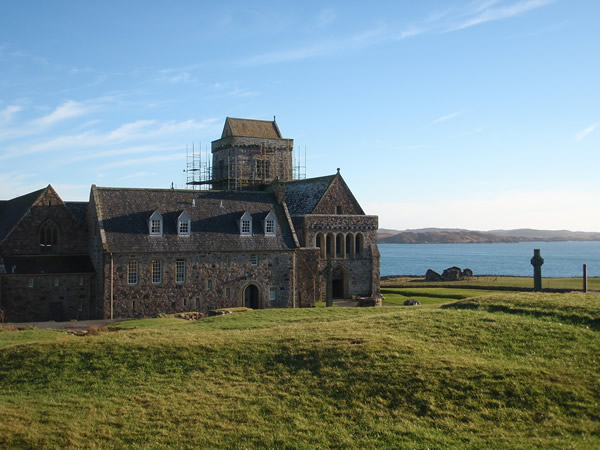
[1,293,599,447]
[382,275,600,291]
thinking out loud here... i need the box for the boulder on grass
[462,268,473,278]
[442,266,462,281]
[425,269,442,282]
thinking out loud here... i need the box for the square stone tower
[211,117,294,190]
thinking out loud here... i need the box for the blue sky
[1,0,598,231]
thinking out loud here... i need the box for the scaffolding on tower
[185,143,212,190]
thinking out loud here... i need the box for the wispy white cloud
[0,117,220,161]
[447,0,554,32]
[432,111,462,124]
[575,122,599,142]
[242,25,393,65]
[0,105,22,123]
[32,101,92,127]
[242,0,552,66]
[101,153,183,169]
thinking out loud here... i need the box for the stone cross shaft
[530,249,544,292]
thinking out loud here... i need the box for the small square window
[241,219,251,234]
[265,220,274,234]
[179,220,189,234]
[150,218,162,234]
[250,254,258,266]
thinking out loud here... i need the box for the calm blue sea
[378,241,600,278]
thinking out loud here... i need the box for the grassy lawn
[382,275,600,291]
[381,287,502,305]
[1,294,599,448]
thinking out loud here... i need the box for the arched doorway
[244,284,261,309]
[331,267,347,299]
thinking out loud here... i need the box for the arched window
[40,220,59,252]
[336,233,344,258]
[346,233,354,258]
[315,233,325,258]
[355,233,365,257]
[326,233,335,258]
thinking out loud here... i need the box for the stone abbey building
[0,118,380,322]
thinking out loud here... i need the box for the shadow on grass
[442,301,600,331]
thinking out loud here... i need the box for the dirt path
[0,319,126,330]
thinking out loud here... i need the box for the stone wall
[212,136,294,188]
[0,189,88,256]
[311,176,364,215]
[0,273,94,322]
[301,215,379,300]
[103,250,295,318]
[294,247,320,308]
[87,189,105,319]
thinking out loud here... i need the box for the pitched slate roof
[3,255,95,274]
[0,187,46,244]
[222,117,282,139]
[93,187,297,252]
[65,202,89,225]
[284,175,336,216]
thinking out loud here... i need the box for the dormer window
[148,211,163,235]
[239,212,252,236]
[178,211,190,236]
[263,211,276,236]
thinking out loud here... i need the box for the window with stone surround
[40,220,59,252]
[28,278,34,288]
[152,260,162,284]
[206,279,212,290]
[127,260,138,285]
[250,254,258,266]
[176,260,185,283]
[270,287,277,302]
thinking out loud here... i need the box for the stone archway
[244,284,261,309]
[331,266,348,299]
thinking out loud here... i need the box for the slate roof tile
[0,188,46,244]
[284,175,335,216]
[223,117,282,139]
[94,187,297,252]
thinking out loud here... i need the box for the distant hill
[378,228,600,244]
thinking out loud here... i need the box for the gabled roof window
[148,211,163,236]
[263,211,276,236]
[177,211,191,236]
[239,211,252,236]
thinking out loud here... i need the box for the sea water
[378,241,600,277]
